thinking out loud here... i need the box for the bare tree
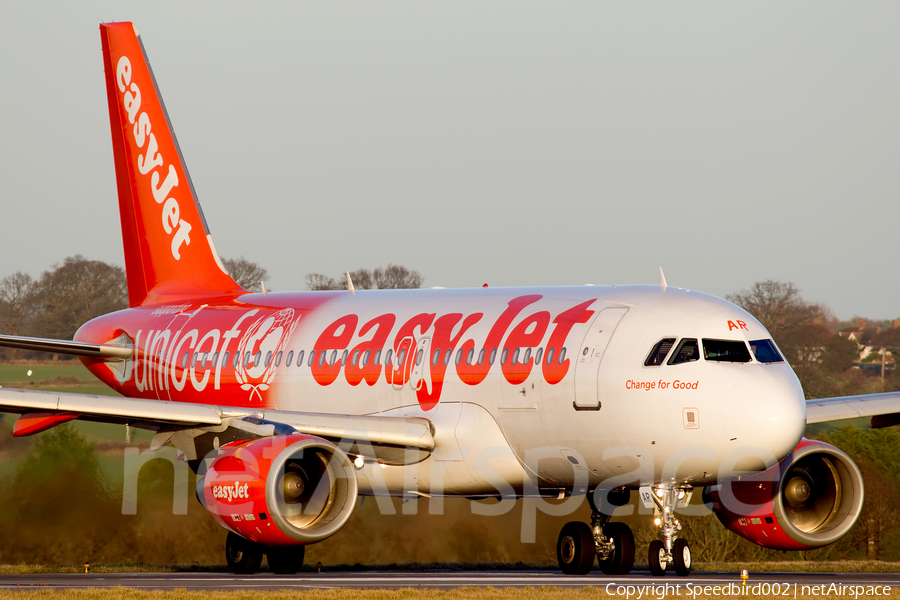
[0,272,39,359]
[222,257,269,292]
[373,264,422,289]
[0,272,38,335]
[726,280,829,337]
[305,273,342,291]
[306,265,422,291]
[33,256,128,341]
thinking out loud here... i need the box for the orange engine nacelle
[200,435,358,547]
[704,439,864,551]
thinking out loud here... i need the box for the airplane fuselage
[76,284,807,496]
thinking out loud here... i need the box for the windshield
[702,339,752,363]
[749,339,784,363]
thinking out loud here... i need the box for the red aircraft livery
[0,21,896,579]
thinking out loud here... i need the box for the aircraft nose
[721,365,806,469]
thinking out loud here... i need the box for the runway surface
[0,570,898,591]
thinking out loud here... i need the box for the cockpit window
[703,339,752,363]
[667,339,699,365]
[750,339,784,363]
[645,338,676,366]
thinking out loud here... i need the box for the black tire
[673,539,691,577]
[648,539,666,576]
[557,521,595,575]
[225,531,263,575]
[267,545,306,575]
[599,522,635,575]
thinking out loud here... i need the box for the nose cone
[721,364,806,470]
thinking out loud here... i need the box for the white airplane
[1,21,896,577]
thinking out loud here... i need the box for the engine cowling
[704,439,864,550]
[200,434,358,547]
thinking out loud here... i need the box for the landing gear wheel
[557,521,595,575]
[225,531,263,575]
[648,540,667,576]
[673,539,691,576]
[598,522,635,575]
[267,545,305,575]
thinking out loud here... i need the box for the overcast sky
[1,2,898,320]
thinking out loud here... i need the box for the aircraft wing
[0,387,435,461]
[806,391,900,427]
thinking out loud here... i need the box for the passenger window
[385,349,393,366]
[416,349,423,366]
[362,350,370,366]
[489,348,497,365]
[308,350,315,367]
[750,339,784,363]
[703,339,752,363]
[512,348,520,365]
[255,351,262,366]
[455,349,463,366]
[524,348,532,364]
[265,351,272,367]
[432,349,440,366]
[501,348,508,365]
[341,350,348,366]
[286,350,294,367]
[222,351,230,368]
[668,339,699,365]
[558,348,567,364]
[352,349,360,366]
[444,349,452,365]
[478,348,486,365]
[212,352,219,367]
[545,348,555,365]
[181,352,189,369]
[645,338,676,366]
[535,347,543,365]
[467,349,474,365]
[373,349,381,366]
[275,351,282,367]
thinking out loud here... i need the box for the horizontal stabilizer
[0,334,132,359]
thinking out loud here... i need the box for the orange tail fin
[100,22,243,307]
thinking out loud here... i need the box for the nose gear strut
[643,484,693,576]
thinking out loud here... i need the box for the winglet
[659,266,668,292]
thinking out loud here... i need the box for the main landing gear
[225,531,306,575]
[645,485,692,577]
[557,488,635,575]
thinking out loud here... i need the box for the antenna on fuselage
[346,271,356,295]
[659,266,668,292]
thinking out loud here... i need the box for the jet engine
[200,434,358,547]
[704,439,864,550]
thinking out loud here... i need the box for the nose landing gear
[644,485,692,577]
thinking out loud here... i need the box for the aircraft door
[408,336,431,393]
[573,307,628,409]
[388,336,415,390]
